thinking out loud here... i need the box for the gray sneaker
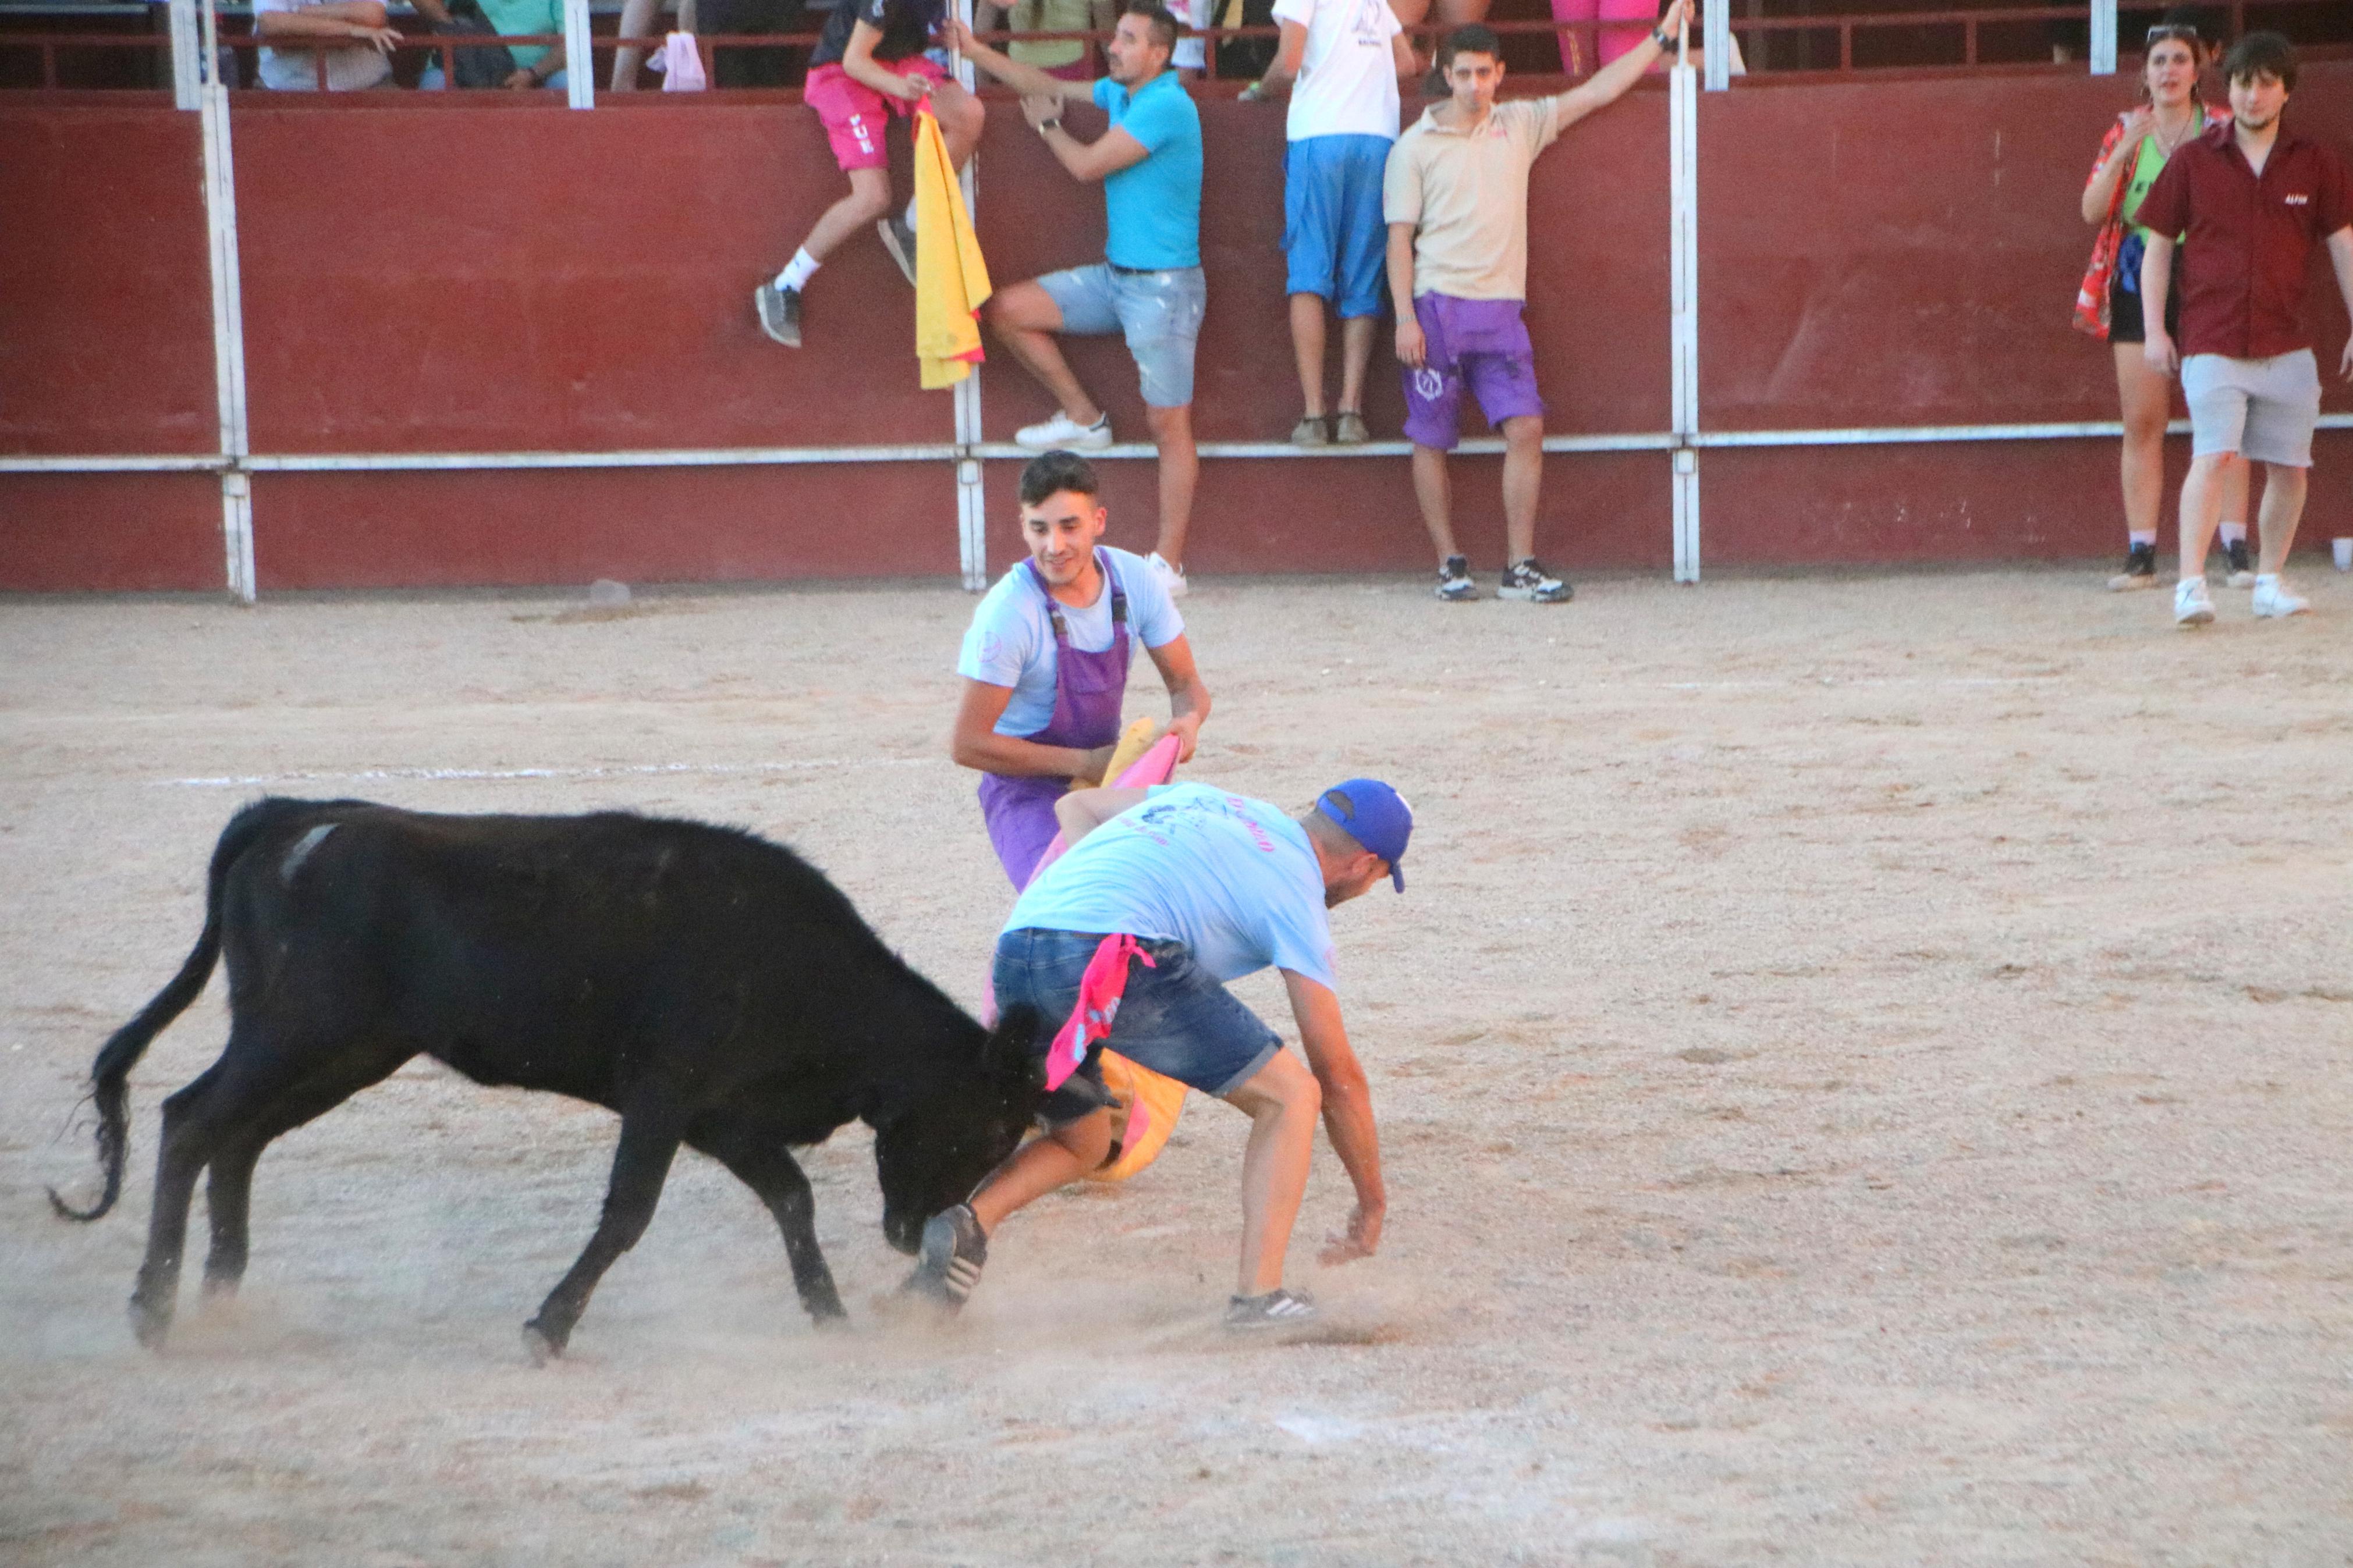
[1225,1288,1318,1331]
[754,280,803,348]
[878,216,917,286]
[900,1203,987,1310]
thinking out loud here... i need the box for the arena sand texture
[1,571,2348,1566]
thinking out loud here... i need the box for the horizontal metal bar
[0,453,226,472]
[1698,415,2353,446]
[971,433,1680,461]
[245,445,958,471]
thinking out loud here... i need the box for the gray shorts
[1035,262,1207,409]
[2181,350,2321,468]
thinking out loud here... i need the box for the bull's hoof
[520,1319,565,1366]
[129,1299,172,1351]
[810,1307,853,1332]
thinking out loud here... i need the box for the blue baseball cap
[1315,778,1414,892]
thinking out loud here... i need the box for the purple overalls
[977,550,1133,887]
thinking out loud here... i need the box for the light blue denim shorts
[1036,263,1208,409]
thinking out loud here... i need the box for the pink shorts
[804,56,947,173]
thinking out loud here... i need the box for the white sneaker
[1014,410,1113,451]
[1148,551,1187,599]
[2174,577,2215,627]
[2250,575,2308,618]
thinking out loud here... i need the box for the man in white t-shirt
[253,0,400,90]
[1241,0,1417,447]
[905,777,1413,1330]
[952,450,1213,887]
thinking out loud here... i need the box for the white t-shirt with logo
[956,546,1184,737]
[1271,0,1401,143]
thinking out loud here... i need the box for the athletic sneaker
[2224,536,2256,588]
[2108,541,2159,591]
[1015,410,1113,451]
[754,281,803,349]
[878,215,917,286]
[2174,576,2215,627]
[1291,415,1329,449]
[2251,575,2309,618]
[1149,550,1188,600]
[1225,1288,1317,1331]
[900,1203,987,1310]
[1332,412,1369,446]
[1499,558,1573,604]
[1435,554,1476,602]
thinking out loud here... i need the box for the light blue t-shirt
[1006,783,1338,989]
[956,546,1183,737]
[1094,72,1204,272]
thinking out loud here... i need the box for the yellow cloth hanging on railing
[914,107,991,390]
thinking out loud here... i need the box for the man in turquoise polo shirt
[946,5,1204,600]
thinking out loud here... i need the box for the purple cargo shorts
[1400,293,1546,452]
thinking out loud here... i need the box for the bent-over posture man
[1384,5,1685,604]
[753,0,984,347]
[2138,30,2353,626]
[952,450,1211,886]
[943,5,1202,598]
[907,778,1411,1328]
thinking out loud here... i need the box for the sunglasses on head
[2145,23,2199,45]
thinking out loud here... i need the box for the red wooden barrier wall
[3,65,2348,592]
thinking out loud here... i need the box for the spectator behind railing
[610,0,696,89]
[1237,0,1418,447]
[981,0,1115,81]
[253,0,400,88]
[412,0,569,87]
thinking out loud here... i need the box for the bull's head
[870,1007,1043,1254]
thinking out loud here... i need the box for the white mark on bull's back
[156,758,931,788]
[280,822,338,880]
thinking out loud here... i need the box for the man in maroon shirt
[2139,31,2353,626]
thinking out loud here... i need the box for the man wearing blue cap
[907,777,1411,1329]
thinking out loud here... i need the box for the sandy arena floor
[1,569,2348,1566]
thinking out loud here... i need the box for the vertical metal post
[2089,0,2116,74]
[199,0,255,602]
[952,0,989,590]
[564,0,595,106]
[168,0,200,108]
[1669,33,1700,582]
[1702,0,1729,92]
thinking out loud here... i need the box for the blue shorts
[995,928,1283,1126]
[1036,262,1208,409]
[1283,133,1392,319]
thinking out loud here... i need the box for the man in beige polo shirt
[1383,5,1684,603]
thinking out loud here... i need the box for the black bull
[51,798,1042,1359]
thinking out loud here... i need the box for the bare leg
[1145,403,1198,568]
[1337,315,1376,416]
[2114,342,2170,539]
[1500,413,1544,563]
[985,281,1102,425]
[1221,1051,1322,1297]
[1412,444,1459,561]
[798,166,894,268]
[2221,457,2251,556]
[2254,463,2310,575]
[2177,452,2233,584]
[966,1109,1115,1233]
[1290,293,1329,419]
[931,80,985,172]
[524,1100,686,1359]
[611,0,658,89]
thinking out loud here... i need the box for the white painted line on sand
[156,758,931,788]
[1659,676,2066,691]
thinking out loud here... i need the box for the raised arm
[1052,785,1151,842]
[1025,99,1152,183]
[2081,111,2153,226]
[942,15,1096,100]
[1548,0,1685,137]
[1283,969,1385,1264]
[1142,634,1211,761]
[843,18,932,98]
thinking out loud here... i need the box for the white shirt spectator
[254,0,395,90]
[1169,0,1208,72]
[1270,0,1400,141]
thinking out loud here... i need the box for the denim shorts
[1283,134,1391,319]
[995,927,1282,1126]
[1036,263,1208,408]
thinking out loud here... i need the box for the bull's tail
[48,798,326,1222]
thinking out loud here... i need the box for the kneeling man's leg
[1222,1050,1322,1297]
[968,1100,1114,1235]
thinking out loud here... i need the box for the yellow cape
[913,108,991,390]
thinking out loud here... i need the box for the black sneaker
[1435,554,1477,602]
[900,1203,986,1310]
[2107,540,2158,591]
[2224,536,2255,588]
[1225,1288,1318,1331]
[1498,557,1572,604]
[877,215,917,286]
[754,281,803,348]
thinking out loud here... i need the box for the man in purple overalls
[952,450,1212,886]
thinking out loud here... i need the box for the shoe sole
[2109,573,2159,591]
[2175,606,2214,627]
[1496,587,1571,603]
[876,221,916,286]
[753,286,800,349]
[1435,585,1477,602]
[2252,603,2308,618]
[1014,429,1113,452]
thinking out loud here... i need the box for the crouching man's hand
[1319,1201,1382,1265]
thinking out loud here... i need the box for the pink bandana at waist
[1045,934,1156,1090]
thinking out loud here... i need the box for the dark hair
[1018,450,1102,507]
[1440,24,1502,67]
[1121,1,1180,54]
[2222,30,2296,91]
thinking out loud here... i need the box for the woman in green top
[2077,20,2246,592]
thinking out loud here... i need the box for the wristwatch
[1649,24,1671,48]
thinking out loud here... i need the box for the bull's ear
[985,1004,1044,1091]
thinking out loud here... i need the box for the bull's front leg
[689,1116,847,1325]
[524,1104,684,1363]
